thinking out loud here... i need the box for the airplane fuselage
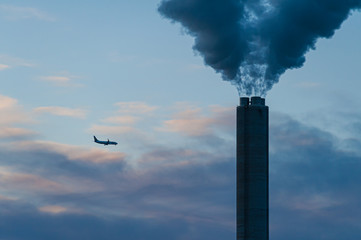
[93,136,117,145]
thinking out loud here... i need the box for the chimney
[237,96,269,240]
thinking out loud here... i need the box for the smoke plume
[158,0,361,96]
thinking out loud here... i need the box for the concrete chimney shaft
[237,97,269,240]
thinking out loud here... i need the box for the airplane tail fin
[93,136,98,142]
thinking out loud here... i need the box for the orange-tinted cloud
[38,205,68,214]
[0,94,35,139]
[0,127,36,139]
[160,105,234,137]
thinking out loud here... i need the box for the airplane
[93,136,118,146]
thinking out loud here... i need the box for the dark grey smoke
[158,0,361,96]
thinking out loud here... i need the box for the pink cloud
[0,94,36,139]
[0,95,18,110]
[38,205,84,215]
[0,127,36,139]
[0,95,32,124]
[160,105,234,137]
[0,63,10,70]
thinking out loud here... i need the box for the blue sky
[0,1,361,239]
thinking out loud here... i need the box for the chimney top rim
[251,96,265,106]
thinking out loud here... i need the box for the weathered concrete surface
[237,96,269,240]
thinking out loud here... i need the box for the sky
[0,1,361,239]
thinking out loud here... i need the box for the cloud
[162,107,214,136]
[90,103,235,154]
[39,74,82,87]
[160,104,234,137]
[0,95,30,124]
[15,140,126,164]
[0,94,19,110]
[0,55,35,68]
[136,147,212,168]
[102,116,138,125]
[0,94,35,140]
[38,205,84,215]
[89,102,158,139]
[0,102,360,239]
[0,139,127,201]
[41,76,70,83]
[0,64,10,71]
[282,193,342,211]
[0,127,36,139]
[115,102,158,114]
[34,106,87,119]
[38,205,67,214]
[0,103,236,232]
[0,195,17,201]
[0,199,232,240]
[269,112,361,239]
[0,167,67,194]
[89,125,137,136]
[0,4,55,21]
